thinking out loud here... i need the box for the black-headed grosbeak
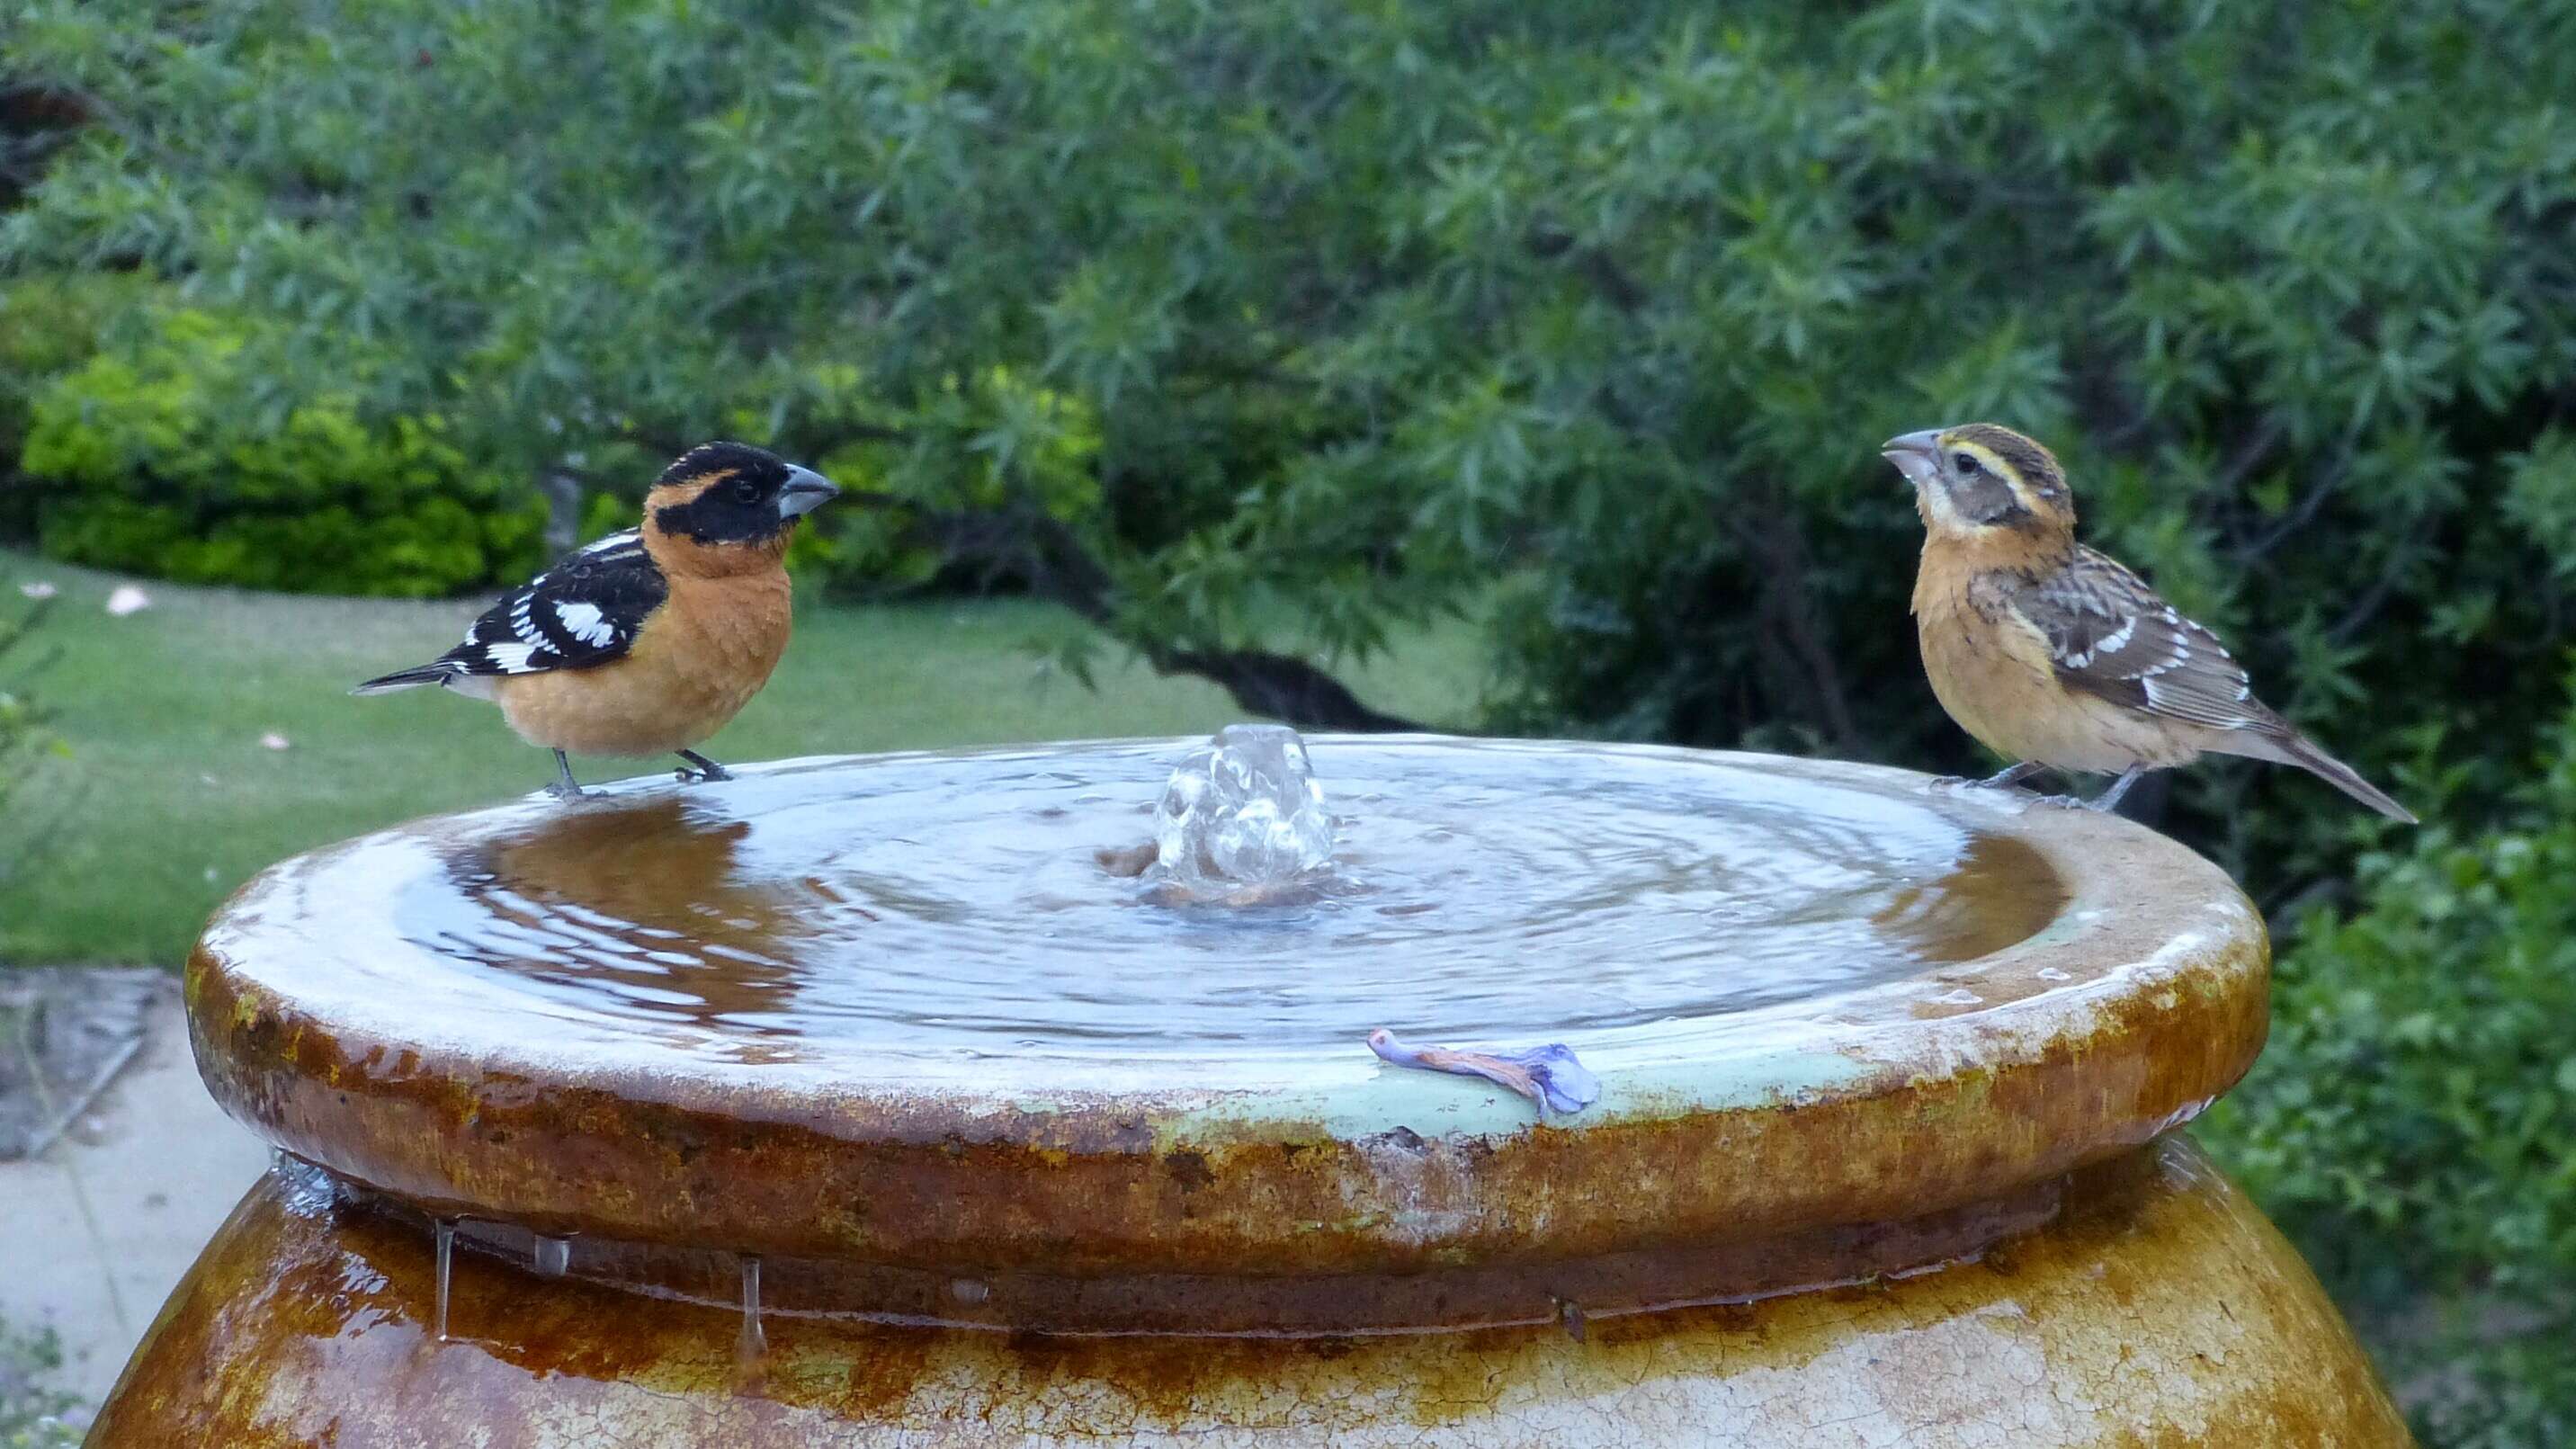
[1883,423,2414,821]
[355,442,838,799]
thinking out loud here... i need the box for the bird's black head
[644,442,838,553]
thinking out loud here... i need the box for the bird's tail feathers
[351,664,454,697]
[2246,729,2418,823]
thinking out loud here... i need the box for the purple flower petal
[1367,1029,1600,1118]
[1503,1042,1602,1114]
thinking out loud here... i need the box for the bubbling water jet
[1149,724,1336,896]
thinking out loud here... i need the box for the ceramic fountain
[92,733,2411,1445]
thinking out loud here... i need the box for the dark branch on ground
[1156,646,1425,733]
[861,488,1429,734]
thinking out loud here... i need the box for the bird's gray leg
[1935,759,2046,791]
[675,749,732,784]
[1978,761,2047,791]
[2090,765,2148,814]
[546,749,586,801]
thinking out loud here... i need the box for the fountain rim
[190,736,2246,1099]
[185,737,2269,1273]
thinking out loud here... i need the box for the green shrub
[18,310,545,596]
[9,0,2568,881]
[804,365,1105,595]
[2198,686,2576,1446]
[0,271,156,530]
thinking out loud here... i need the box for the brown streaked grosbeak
[1883,423,2413,821]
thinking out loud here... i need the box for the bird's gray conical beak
[776,466,839,519]
[1880,429,1945,487]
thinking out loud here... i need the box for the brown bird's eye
[729,476,761,503]
[1954,452,1981,474]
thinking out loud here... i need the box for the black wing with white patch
[440,530,666,678]
[2009,547,2274,732]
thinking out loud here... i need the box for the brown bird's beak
[1880,429,1945,487]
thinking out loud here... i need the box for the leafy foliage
[2199,685,2576,1446]
[8,0,2568,874]
[802,364,1105,595]
[0,271,148,500]
[19,309,546,595]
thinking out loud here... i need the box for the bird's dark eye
[1953,452,1981,474]
[729,476,762,503]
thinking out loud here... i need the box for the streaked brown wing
[2008,548,2272,732]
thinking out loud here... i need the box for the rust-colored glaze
[188,954,2260,1275]
[93,1137,2410,1447]
[181,748,2269,1276]
[357,1166,2065,1336]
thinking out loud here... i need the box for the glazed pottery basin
[92,741,2414,1445]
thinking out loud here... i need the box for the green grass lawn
[0,550,1486,965]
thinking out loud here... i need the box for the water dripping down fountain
[531,1233,570,1278]
[433,1219,454,1343]
[738,1257,765,1364]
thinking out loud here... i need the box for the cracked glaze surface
[183,740,2269,1274]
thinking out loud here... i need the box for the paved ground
[0,969,161,1161]
[0,978,270,1407]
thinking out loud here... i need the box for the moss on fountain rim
[183,738,2266,1276]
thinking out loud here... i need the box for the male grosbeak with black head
[357,442,837,799]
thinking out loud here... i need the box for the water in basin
[375,737,2060,1061]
